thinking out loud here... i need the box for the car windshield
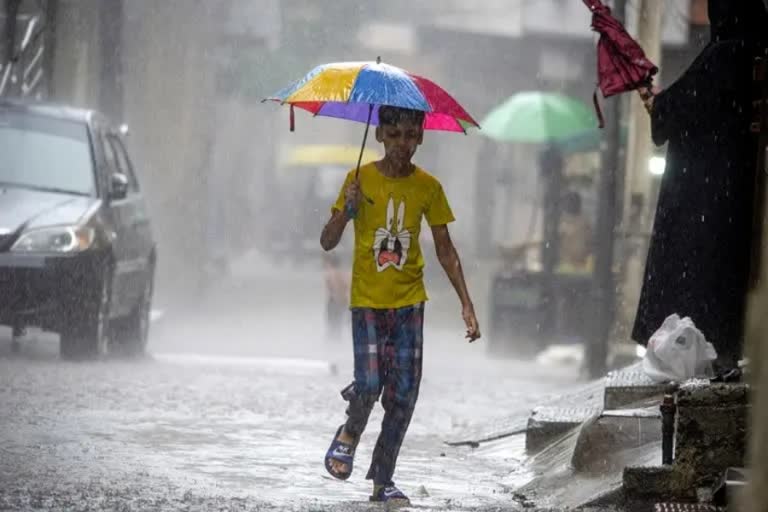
[0,112,95,196]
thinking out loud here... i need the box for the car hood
[0,187,99,234]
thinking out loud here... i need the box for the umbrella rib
[458,117,467,135]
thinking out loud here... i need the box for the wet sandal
[324,425,355,480]
[370,483,410,505]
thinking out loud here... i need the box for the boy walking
[320,106,480,505]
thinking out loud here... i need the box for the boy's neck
[377,157,415,178]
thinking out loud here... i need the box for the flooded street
[0,256,580,511]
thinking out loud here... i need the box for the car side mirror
[110,172,129,201]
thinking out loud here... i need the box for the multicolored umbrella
[582,0,658,127]
[265,58,479,135]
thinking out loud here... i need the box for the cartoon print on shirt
[373,196,411,272]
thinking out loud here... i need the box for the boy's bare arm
[431,224,481,342]
[320,210,349,251]
[321,178,361,251]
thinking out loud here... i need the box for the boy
[320,105,480,505]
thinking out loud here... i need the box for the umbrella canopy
[480,92,598,144]
[265,59,479,133]
[583,0,658,126]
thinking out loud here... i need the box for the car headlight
[11,226,95,253]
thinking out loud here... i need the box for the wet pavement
[0,257,582,511]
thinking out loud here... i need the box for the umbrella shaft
[355,104,374,180]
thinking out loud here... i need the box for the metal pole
[41,0,57,99]
[540,145,563,342]
[1,0,20,97]
[586,0,627,379]
[3,0,20,63]
[623,0,663,231]
[660,392,676,465]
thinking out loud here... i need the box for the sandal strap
[327,440,354,464]
[324,424,356,480]
[372,484,409,502]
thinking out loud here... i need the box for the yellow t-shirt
[332,162,455,309]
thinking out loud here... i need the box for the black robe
[632,0,768,368]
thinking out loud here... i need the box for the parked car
[0,100,156,359]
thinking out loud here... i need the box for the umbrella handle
[593,89,605,129]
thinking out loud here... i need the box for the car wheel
[114,267,153,357]
[60,268,112,360]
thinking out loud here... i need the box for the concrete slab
[447,362,669,453]
[623,465,694,501]
[675,382,749,480]
[572,408,662,473]
[604,362,670,409]
[526,405,602,452]
[676,382,749,407]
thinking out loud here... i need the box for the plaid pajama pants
[342,302,424,485]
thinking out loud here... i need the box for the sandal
[370,483,410,505]
[324,425,356,480]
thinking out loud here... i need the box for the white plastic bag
[642,314,718,383]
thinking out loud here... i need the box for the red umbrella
[583,0,658,127]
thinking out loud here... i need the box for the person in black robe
[632,0,768,371]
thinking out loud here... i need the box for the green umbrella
[481,91,598,144]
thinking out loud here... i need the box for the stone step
[524,361,675,452]
[673,382,749,479]
[523,375,605,451]
[526,405,601,451]
[572,407,662,473]
[449,362,670,451]
[604,362,670,409]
